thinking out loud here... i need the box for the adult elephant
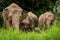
[2,3,24,29]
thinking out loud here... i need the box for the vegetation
[0,0,57,15]
[0,0,60,40]
[0,21,60,40]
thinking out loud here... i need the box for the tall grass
[0,20,60,40]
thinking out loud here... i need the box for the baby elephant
[20,12,38,31]
[39,11,55,30]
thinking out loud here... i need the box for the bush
[0,12,3,27]
[0,0,57,16]
[53,0,60,21]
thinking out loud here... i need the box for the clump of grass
[0,20,60,40]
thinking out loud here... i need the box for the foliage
[0,12,3,27]
[53,0,60,21]
[0,0,60,40]
[0,21,60,40]
[0,0,57,16]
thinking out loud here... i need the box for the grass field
[0,21,60,40]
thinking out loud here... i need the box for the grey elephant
[20,12,38,31]
[2,3,23,29]
[39,11,55,30]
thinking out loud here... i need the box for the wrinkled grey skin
[39,11,55,30]
[2,3,23,29]
[20,12,38,31]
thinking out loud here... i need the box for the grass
[0,20,60,40]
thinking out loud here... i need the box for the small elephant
[2,3,23,29]
[39,11,55,30]
[20,12,38,31]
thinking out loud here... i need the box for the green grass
[0,20,60,40]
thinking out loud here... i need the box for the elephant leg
[3,17,11,29]
[5,20,11,29]
[31,23,35,30]
[43,24,46,30]
[46,21,51,29]
[42,20,46,30]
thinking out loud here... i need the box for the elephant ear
[2,8,9,15]
[28,16,33,24]
[22,10,28,20]
[2,8,9,20]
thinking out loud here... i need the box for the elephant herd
[2,3,55,31]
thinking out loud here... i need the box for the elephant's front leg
[5,19,11,29]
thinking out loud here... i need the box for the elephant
[39,11,55,30]
[20,11,38,31]
[2,3,23,29]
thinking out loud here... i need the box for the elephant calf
[39,11,55,30]
[20,12,38,31]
